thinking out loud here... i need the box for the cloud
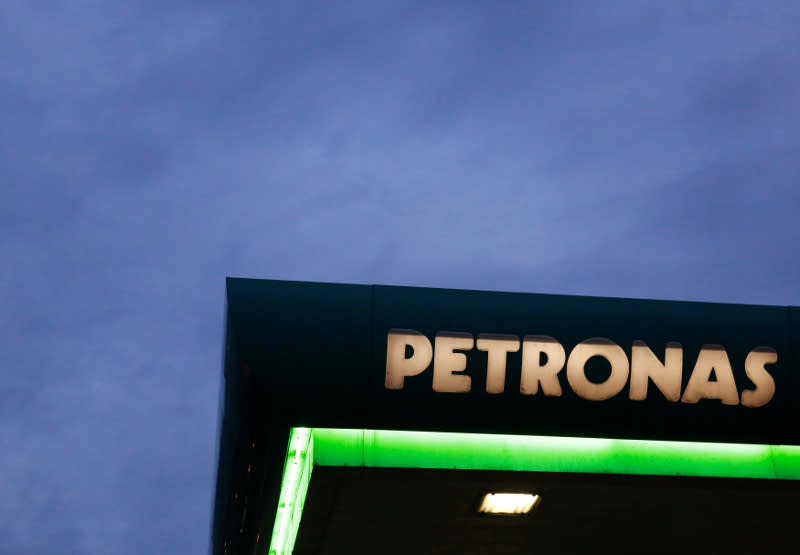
[2,2,800,553]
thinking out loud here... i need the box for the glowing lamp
[478,493,540,514]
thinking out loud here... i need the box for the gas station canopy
[212,278,800,554]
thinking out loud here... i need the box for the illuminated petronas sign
[385,329,777,407]
[222,278,800,447]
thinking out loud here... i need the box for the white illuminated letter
[476,334,520,394]
[681,345,739,405]
[520,336,565,396]
[566,338,629,401]
[741,347,777,408]
[433,332,474,393]
[385,329,433,390]
[629,341,683,402]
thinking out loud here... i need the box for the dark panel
[296,467,800,555]
[226,278,373,405]
[211,314,242,555]
[791,306,800,397]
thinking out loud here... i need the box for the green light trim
[268,428,800,553]
[313,429,800,479]
[268,428,313,555]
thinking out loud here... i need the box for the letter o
[567,338,629,401]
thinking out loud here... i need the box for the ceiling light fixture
[478,492,540,514]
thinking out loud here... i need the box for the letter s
[741,347,777,408]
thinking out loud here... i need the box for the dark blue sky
[2,2,799,554]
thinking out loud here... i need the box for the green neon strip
[312,428,800,480]
[268,428,800,553]
[268,428,313,555]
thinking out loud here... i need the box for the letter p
[385,329,433,390]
